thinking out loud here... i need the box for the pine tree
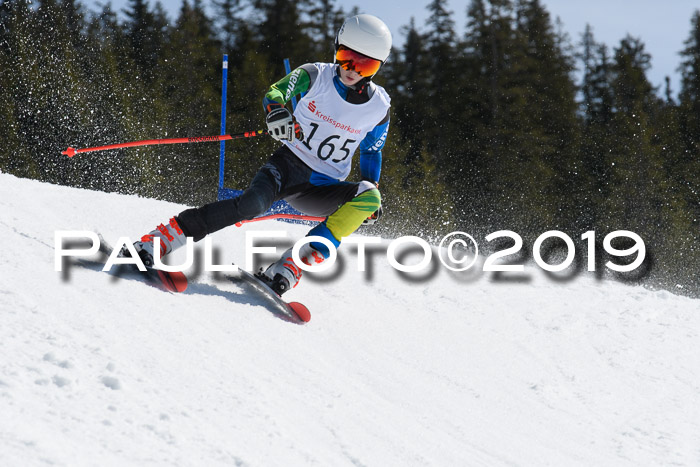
[382,18,446,225]
[510,0,580,234]
[461,0,522,232]
[79,2,153,194]
[4,0,100,186]
[0,0,38,178]
[123,0,166,82]
[422,0,460,165]
[250,0,314,67]
[678,11,700,161]
[579,25,614,126]
[153,0,222,204]
[302,0,345,58]
[577,25,615,228]
[386,17,429,175]
[212,0,245,53]
[666,9,700,290]
[599,36,669,266]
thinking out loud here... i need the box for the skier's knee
[237,189,271,220]
[357,180,380,198]
[175,208,208,242]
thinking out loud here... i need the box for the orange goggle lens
[336,46,382,77]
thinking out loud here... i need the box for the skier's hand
[266,107,296,142]
[363,205,383,225]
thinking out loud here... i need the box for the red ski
[226,268,311,323]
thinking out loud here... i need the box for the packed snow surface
[0,173,698,466]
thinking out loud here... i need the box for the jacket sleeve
[262,64,318,113]
[359,110,390,183]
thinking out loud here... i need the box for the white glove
[266,107,295,142]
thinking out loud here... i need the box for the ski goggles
[335,46,382,77]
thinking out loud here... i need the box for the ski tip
[289,302,311,322]
[157,270,188,293]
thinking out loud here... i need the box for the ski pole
[235,213,325,227]
[62,130,268,158]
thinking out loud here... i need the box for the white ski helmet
[335,14,392,63]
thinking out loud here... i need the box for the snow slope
[1,172,699,466]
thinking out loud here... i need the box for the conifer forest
[1,0,699,295]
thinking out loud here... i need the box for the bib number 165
[301,123,356,163]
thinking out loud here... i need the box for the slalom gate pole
[61,130,267,158]
[219,54,229,195]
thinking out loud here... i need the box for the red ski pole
[62,130,268,158]
[234,213,326,227]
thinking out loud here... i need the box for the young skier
[124,14,392,295]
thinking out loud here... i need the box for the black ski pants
[175,145,373,242]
